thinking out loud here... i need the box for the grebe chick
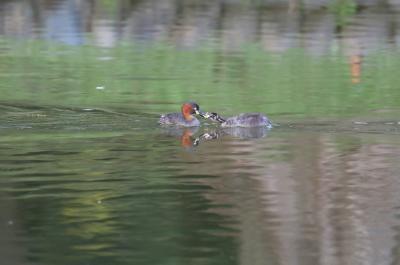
[201,112,272,128]
[159,102,202,127]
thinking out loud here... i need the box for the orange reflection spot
[180,129,194,148]
[350,55,362,84]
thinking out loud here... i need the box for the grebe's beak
[195,110,206,118]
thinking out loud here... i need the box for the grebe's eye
[191,103,200,115]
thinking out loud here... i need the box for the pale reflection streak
[317,139,400,265]
[184,133,400,265]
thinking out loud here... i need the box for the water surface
[1,1,400,265]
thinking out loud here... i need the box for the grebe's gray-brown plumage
[200,112,272,128]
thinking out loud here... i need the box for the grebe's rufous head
[181,102,201,120]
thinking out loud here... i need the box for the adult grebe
[159,102,202,127]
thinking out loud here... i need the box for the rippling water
[1,1,400,265]
[1,105,399,265]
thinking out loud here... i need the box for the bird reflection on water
[160,127,199,148]
[193,127,269,146]
[160,126,269,147]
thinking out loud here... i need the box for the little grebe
[200,112,272,128]
[159,102,202,127]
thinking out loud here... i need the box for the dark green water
[1,1,400,265]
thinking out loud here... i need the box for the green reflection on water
[0,130,240,265]
[330,0,358,29]
[1,40,400,120]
